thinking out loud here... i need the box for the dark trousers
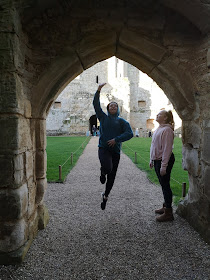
[98,148,120,197]
[154,153,175,208]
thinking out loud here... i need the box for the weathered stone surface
[27,178,36,218]
[0,239,32,265]
[0,116,32,152]
[116,46,154,74]
[13,153,24,187]
[199,90,210,119]
[25,151,34,180]
[0,156,13,187]
[182,145,199,176]
[204,166,210,199]
[76,31,116,69]
[119,29,167,64]
[187,175,201,203]
[0,184,28,221]
[36,178,47,205]
[37,204,49,230]
[201,127,210,164]
[207,48,210,68]
[182,121,201,149]
[28,209,38,241]
[31,52,84,118]
[35,120,46,150]
[36,150,47,179]
[0,218,27,252]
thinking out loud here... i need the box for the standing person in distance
[149,110,175,222]
[93,83,133,210]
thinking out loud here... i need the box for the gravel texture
[1,137,210,280]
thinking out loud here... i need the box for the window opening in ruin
[138,100,146,107]
[146,119,155,130]
[89,114,98,136]
[53,101,61,109]
[96,75,99,84]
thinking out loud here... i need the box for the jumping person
[93,83,133,210]
[149,110,175,222]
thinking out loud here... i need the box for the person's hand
[107,139,116,147]
[149,161,154,169]
[98,83,106,91]
[160,168,166,176]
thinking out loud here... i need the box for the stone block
[18,117,32,151]
[116,46,154,74]
[207,48,210,68]
[0,72,18,113]
[204,166,210,199]
[0,32,12,50]
[0,239,32,265]
[28,210,39,241]
[0,116,32,152]
[13,153,24,186]
[27,178,36,217]
[187,175,201,203]
[0,116,18,151]
[119,28,166,63]
[0,218,27,253]
[38,204,49,230]
[0,156,13,187]
[35,120,46,149]
[25,151,34,180]
[14,169,24,187]
[182,121,201,149]
[76,31,116,69]
[0,49,15,70]
[36,150,47,179]
[201,128,210,164]
[182,145,199,176]
[0,184,28,221]
[30,119,37,151]
[199,91,210,119]
[35,178,47,205]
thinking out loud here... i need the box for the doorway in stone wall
[89,114,98,136]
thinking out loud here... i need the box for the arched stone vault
[0,0,210,264]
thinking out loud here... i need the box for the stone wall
[0,0,210,264]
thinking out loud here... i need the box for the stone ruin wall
[0,0,210,265]
[46,57,182,137]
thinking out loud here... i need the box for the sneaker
[100,169,106,184]
[101,192,107,210]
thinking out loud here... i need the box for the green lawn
[46,136,90,182]
[122,137,189,205]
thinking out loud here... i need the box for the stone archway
[0,0,210,264]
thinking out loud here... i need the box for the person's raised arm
[93,83,106,120]
[97,83,106,91]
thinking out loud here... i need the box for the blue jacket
[93,90,133,154]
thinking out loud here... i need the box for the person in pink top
[150,110,175,222]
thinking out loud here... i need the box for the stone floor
[0,137,210,280]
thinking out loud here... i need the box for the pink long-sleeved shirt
[150,124,174,172]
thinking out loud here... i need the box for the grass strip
[46,136,91,182]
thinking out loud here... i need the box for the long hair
[165,110,175,128]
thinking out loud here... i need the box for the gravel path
[1,137,210,280]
